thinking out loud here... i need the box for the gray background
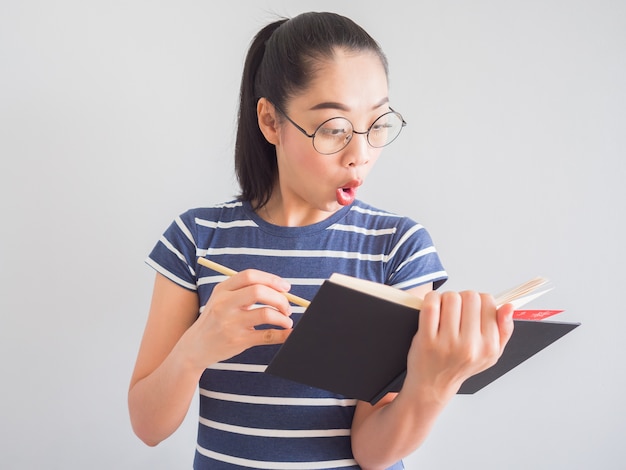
[1,1,624,468]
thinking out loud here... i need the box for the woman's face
[272,49,390,221]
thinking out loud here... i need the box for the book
[265,274,580,404]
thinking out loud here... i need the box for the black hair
[234,12,389,209]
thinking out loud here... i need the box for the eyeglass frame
[272,104,407,155]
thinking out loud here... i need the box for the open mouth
[336,186,356,206]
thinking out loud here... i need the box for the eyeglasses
[274,105,407,155]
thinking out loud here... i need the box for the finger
[458,291,482,338]
[234,283,293,317]
[253,328,292,346]
[439,291,462,338]
[478,292,497,336]
[496,302,515,355]
[477,293,501,361]
[418,291,441,340]
[225,268,291,294]
[247,306,294,330]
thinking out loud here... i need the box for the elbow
[128,394,166,447]
[130,417,165,448]
[140,436,162,448]
[352,455,386,470]
[351,439,389,470]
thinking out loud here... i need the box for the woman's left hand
[404,291,515,403]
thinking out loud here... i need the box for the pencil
[197,257,311,308]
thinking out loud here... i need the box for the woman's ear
[257,98,279,145]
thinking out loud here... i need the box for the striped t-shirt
[147,199,447,469]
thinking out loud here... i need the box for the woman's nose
[341,132,370,167]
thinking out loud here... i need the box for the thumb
[496,303,515,355]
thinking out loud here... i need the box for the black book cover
[457,319,580,394]
[265,279,580,404]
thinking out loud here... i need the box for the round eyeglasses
[274,106,407,155]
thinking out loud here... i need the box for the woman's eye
[371,122,392,132]
[319,127,349,138]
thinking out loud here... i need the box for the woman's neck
[256,193,338,227]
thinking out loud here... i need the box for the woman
[129,12,514,469]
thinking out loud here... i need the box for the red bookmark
[513,309,564,320]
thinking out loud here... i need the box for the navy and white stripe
[147,199,447,469]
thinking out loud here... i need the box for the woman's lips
[335,179,361,206]
[336,187,356,206]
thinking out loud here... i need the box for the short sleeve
[145,211,199,291]
[385,218,448,291]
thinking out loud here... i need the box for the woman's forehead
[289,50,389,113]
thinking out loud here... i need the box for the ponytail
[234,19,287,209]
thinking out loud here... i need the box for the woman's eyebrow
[308,97,389,112]
[309,101,350,111]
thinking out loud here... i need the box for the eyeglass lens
[312,112,404,155]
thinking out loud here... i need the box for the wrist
[172,331,213,379]
[399,373,461,409]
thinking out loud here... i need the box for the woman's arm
[351,286,515,469]
[128,270,294,446]
[128,274,202,446]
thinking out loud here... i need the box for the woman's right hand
[179,269,294,372]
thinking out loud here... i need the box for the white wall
[1,1,624,468]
